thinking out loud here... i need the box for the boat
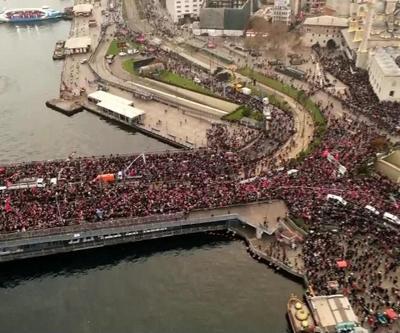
[0,6,63,23]
[287,294,316,333]
[53,40,65,60]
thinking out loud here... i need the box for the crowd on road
[320,52,400,135]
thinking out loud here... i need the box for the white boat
[0,6,63,23]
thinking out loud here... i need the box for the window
[390,90,395,97]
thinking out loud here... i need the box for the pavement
[189,200,288,233]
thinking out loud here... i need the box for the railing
[0,213,185,242]
[0,200,280,242]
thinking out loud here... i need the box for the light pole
[262,96,272,133]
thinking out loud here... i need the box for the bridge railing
[0,212,185,242]
[0,200,280,242]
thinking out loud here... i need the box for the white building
[273,0,292,25]
[88,91,145,125]
[340,0,400,68]
[368,47,400,101]
[64,36,91,54]
[166,0,203,23]
[302,15,348,47]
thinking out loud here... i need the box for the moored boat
[287,294,316,333]
[0,6,62,23]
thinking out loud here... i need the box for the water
[0,1,303,331]
[0,0,169,163]
[0,236,303,333]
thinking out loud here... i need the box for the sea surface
[0,1,303,332]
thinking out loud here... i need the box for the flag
[322,149,330,158]
[262,179,269,188]
[4,197,12,213]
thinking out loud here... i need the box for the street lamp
[262,97,272,132]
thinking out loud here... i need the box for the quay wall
[82,104,190,149]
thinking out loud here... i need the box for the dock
[45,98,83,116]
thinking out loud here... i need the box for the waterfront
[0,0,169,163]
[0,1,303,332]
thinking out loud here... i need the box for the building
[302,15,348,47]
[340,0,400,69]
[368,47,400,101]
[193,0,257,36]
[273,0,292,25]
[88,91,145,125]
[376,150,400,182]
[307,295,362,333]
[302,0,326,14]
[64,36,91,55]
[165,0,204,23]
[72,4,93,17]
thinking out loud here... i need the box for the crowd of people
[206,123,260,152]
[320,53,400,135]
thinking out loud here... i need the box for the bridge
[0,201,285,263]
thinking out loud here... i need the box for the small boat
[287,294,316,333]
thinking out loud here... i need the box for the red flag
[322,149,330,158]
[262,179,269,188]
[4,197,12,213]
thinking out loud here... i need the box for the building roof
[88,91,133,106]
[309,295,358,331]
[373,47,400,77]
[97,100,145,120]
[200,8,225,29]
[304,15,348,27]
[73,4,93,13]
[65,36,91,50]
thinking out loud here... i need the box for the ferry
[287,294,316,333]
[0,6,63,23]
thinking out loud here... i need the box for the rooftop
[72,4,93,13]
[97,100,145,120]
[65,36,91,50]
[373,47,400,77]
[88,91,133,106]
[303,15,348,28]
[309,295,359,332]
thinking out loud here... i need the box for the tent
[386,308,398,320]
[95,174,115,183]
[336,260,348,269]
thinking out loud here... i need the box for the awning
[386,308,398,320]
[337,260,348,269]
